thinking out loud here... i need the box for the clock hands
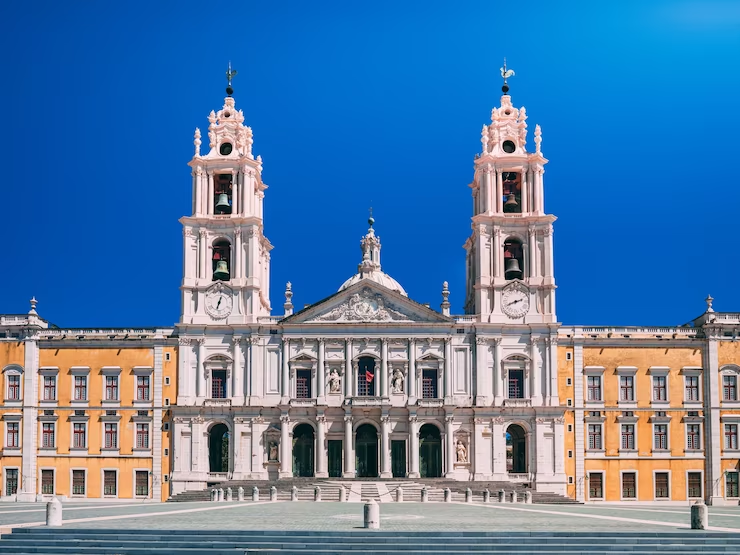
[216,297,222,309]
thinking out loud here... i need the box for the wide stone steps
[2,529,740,554]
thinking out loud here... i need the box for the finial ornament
[500,58,515,94]
[226,62,237,97]
[29,297,38,315]
[284,282,294,316]
[441,281,451,316]
[368,206,374,227]
[705,294,714,313]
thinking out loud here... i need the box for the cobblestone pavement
[3,501,740,532]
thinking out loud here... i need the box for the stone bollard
[396,487,403,503]
[314,486,322,502]
[511,491,518,504]
[46,497,62,527]
[237,486,244,502]
[523,491,532,504]
[270,486,277,502]
[444,488,451,502]
[498,490,506,503]
[363,499,380,529]
[225,487,233,502]
[217,488,224,502]
[421,487,428,503]
[339,485,346,502]
[691,501,708,530]
[252,486,260,502]
[210,489,217,502]
[465,488,472,503]
[483,489,490,503]
[291,486,298,501]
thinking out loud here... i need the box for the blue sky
[1,1,738,327]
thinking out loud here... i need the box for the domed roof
[337,218,407,297]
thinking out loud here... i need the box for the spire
[500,58,515,95]
[225,62,237,97]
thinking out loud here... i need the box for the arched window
[502,171,522,214]
[357,357,376,396]
[213,174,233,214]
[212,239,231,281]
[503,237,524,280]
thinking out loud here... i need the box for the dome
[339,271,407,297]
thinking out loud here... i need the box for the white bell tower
[180,65,272,325]
[464,63,556,323]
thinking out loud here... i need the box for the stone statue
[456,440,468,463]
[391,369,404,393]
[329,369,341,393]
[269,441,278,462]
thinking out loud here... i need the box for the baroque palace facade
[2,80,740,505]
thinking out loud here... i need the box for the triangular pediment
[282,280,451,324]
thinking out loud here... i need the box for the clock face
[502,286,529,318]
[205,287,233,319]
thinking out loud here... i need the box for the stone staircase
[2,529,740,554]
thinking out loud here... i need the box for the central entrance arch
[507,424,527,473]
[208,423,229,473]
[419,423,442,478]
[355,424,379,477]
[292,423,315,477]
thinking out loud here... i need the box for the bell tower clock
[464,62,556,324]
[179,65,272,325]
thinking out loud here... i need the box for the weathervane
[226,62,237,96]
[500,57,515,94]
[368,206,374,227]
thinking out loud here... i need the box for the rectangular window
[587,376,602,401]
[135,470,149,496]
[688,472,702,498]
[103,470,117,496]
[726,471,739,498]
[6,422,19,448]
[7,375,20,400]
[211,371,226,399]
[422,369,438,399]
[105,376,119,400]
[42,423,55,448]
[41,469,54,495]
[136,424,149,449]
[5,469,18,495]
[685,376,700,401]
[725,424,738,450]
[621,424,635,450]
[72,470,85,495]
[104,423,118,449]
[73,423,86,448]
[622,472,637,499]
[588,424,602,450]
[589,473,603,499]
[655,472,670,498]
[654,424,668,450]
[508,369,524,399]
[723,376,737,401]
[137,375,151,401]
[43,376,56,400]
[620,376,634,401]
[653,376,667,401]
[74,376,87,401]
[295,369,311,399]
[687,424,701,450]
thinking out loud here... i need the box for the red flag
[365,371,374,383]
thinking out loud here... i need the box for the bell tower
[464,63,556,323]
[180,65,272,325]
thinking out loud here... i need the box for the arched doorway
[209,423,229,473]
[292,424,315,477]
[419,423,442,478]
[507,424,527,473]
[355,424,378,477]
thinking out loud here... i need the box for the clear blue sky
[1,1,738,328]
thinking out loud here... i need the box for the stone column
[495,169,503,213]
[444,415,455,477]
[521,169,529,213]
[380,415,391,478]
[232,336,242,401]
[380,338,388,397]
[408,416,420,478]
[408,339,416,400]
[232,417,248,478]
[207,172,214,215]
[530,337,542,405]
[704,335,722,504]
[282,339,290,402]
[231,170,239,215]
[317,339,325,401]
[493,339,503,404]
[475,337,489,406]
[196,338,206,399]
[234,228,242,279]
[493,229,502,278]
[554,417,566,479]
[545,227,554,278]
[343,415,355,478]
[251,417,266,479]
[279,415,292,478]
[199,230,208,280]
[443,338,452,400]
[549,337,559,405]
[345,339,353,398]
[491,417,507,479]
[473,418,491,479]
[528,226,537,279]
[352,361,359,397]
[480,168,489,213]
[244,338,252,400]
[316,415,328,478]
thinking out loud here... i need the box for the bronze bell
[505,258,523,280]
[215,193,231,214]
[213,260,230,281]
[504,193,518,212]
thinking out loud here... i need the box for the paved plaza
[3,500,740,533]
